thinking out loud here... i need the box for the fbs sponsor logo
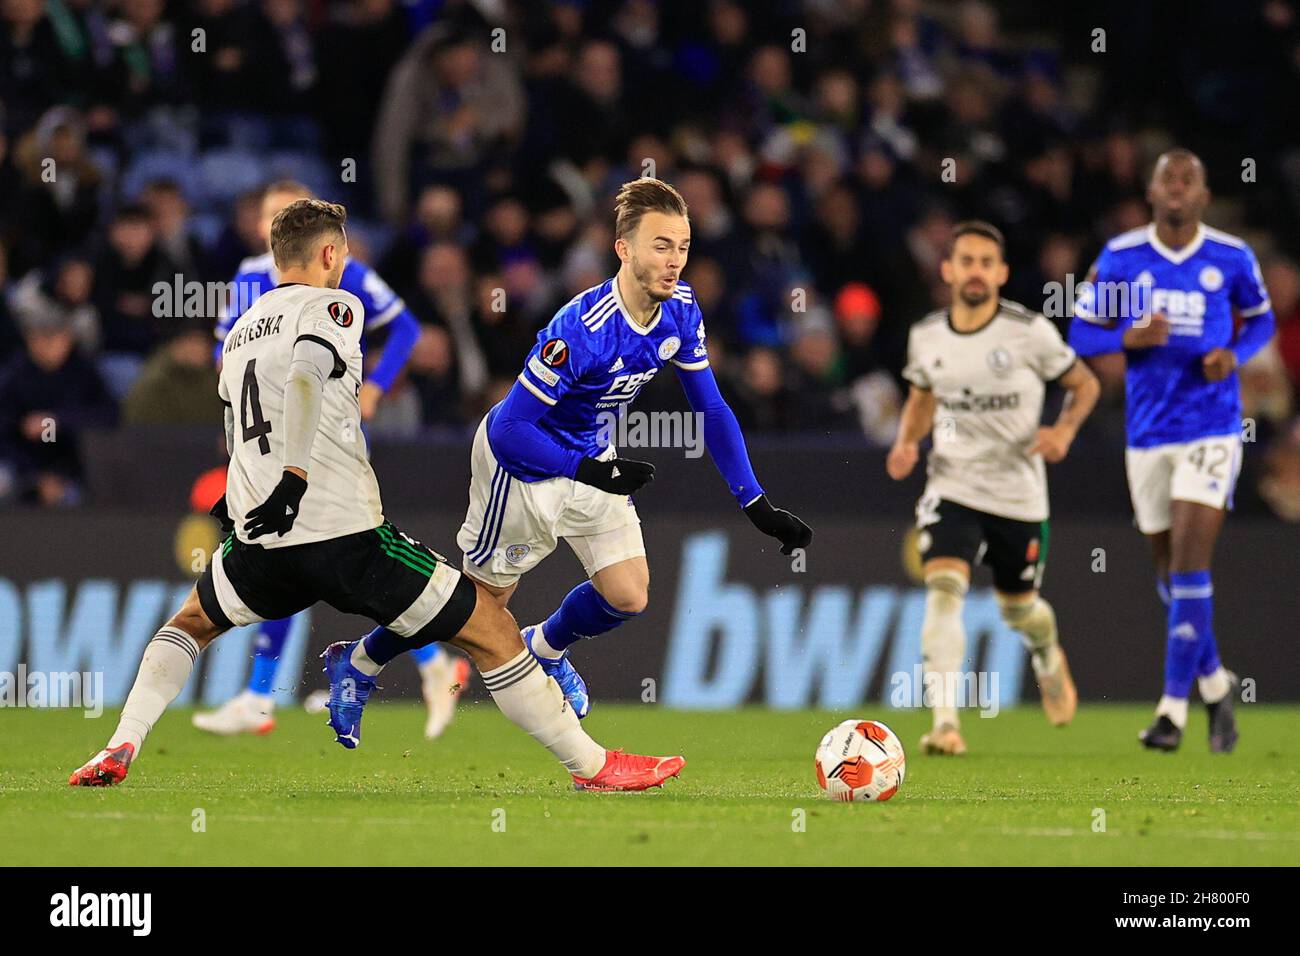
[50,886,152,936]
[597,368,660,406]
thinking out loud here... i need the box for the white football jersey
[902,299,1077,522]
[218,283,383,548]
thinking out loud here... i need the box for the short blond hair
[270,198,347,269]
[614,178,688,239]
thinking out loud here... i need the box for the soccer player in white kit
[195,179,468,743]
[69,199,684,792]
[887,221,1100,755]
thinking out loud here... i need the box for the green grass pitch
[4,703,1298,866]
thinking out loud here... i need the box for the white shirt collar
[1146,223,1205,265]
[612,274,662,335]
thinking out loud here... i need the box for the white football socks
[1156,695,1190,729]
[1000,595,1062,677]
[481,649,605,777]
[922,570,968,730]
[528,623,565,660]
[111,626,201,754]
[1199,667,1231,705]
[349,640,383,676]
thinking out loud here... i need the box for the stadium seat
[118,150,202,204]
[265,151,334,199]
[188,212,227,250]
[341,218,396,263]
[198,149,269,209]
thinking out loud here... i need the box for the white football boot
[191,691,275,736]
[421,654,472,740]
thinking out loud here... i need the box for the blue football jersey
[214,252,407,349]
[1070,224,1270,448]
[489,276,710,479]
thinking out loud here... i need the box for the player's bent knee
[409,573,481,644]
[592,559,650,615]
[924,568,968,617]
[997,595,1036,629]
[444,581,524,668]
[169,588,225,648]
[463,571,516,609]
[996,592,1055,635]
[603,585,648,616]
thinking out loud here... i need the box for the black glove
[244,472,308,539]
[574,456,656,495]
[209,494,234,537]
[744,494,813,555]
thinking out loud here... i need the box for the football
[814,719,907,802]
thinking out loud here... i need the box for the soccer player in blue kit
[197,180,469,740]
[1069,150,1276,753]
[350,178,812,722]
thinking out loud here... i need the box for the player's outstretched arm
[1029,360,1100,463]
[488,380,655,494]
[676,364,811,555]
[359,308,420,420]
[886,385,935,481]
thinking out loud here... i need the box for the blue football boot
[522,624,590,719]
[321,640,378,748]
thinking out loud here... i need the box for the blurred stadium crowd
[2,0,1300,517]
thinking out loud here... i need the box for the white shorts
[455,416,645,587]
[1125,433,1242,535]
